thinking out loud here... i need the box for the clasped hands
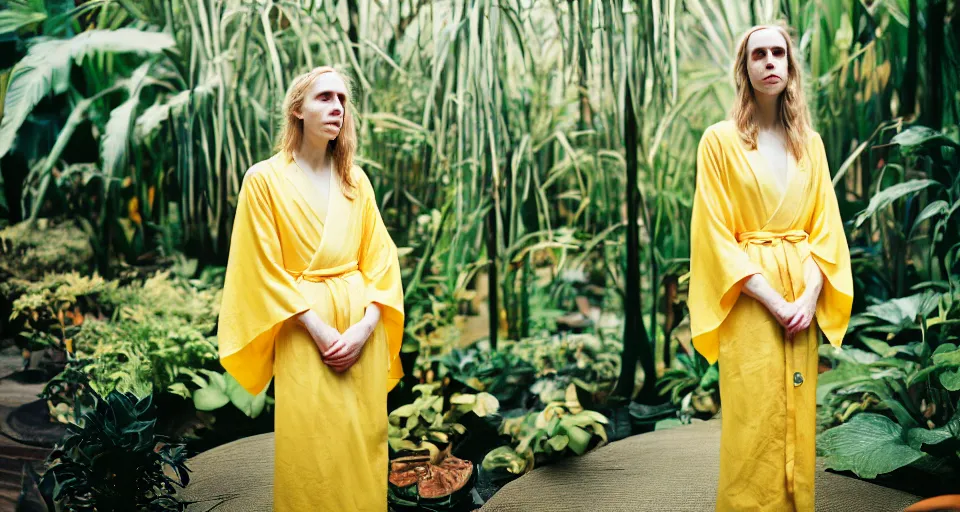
[769,293,817,337]
[295,305,381,372]
[311,321,373,372]
[743,258,824,338]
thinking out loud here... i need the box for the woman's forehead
[747,28,787,51]
[308,72,348,96]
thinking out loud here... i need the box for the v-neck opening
[741,142,797,220]
[757,150,791,196]
[292,156,336,227]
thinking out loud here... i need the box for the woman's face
[746,28,789,98]
[296,72,348,143]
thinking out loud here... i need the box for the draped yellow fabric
[217,152,404,510]
[688,121,853,511]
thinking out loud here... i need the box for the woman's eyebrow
[753,45,786,53]
[316,89,348,99]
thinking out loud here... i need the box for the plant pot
[388,448,479,512]
[2,399,66,448]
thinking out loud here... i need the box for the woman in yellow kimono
[216,66,404,511]
[688,25,853,511]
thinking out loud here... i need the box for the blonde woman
[688,25,853,511]
[217,66,404,510]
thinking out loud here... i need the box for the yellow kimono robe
[689,121,853,511]
[217,152,404,511]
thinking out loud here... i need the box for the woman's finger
[330,356,356,372]
[786,313,801,330]
[327,347,358,365]
[323,341,347,359]
[791,313,803,329]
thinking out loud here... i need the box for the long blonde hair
[731,23,811,160]
[277,66,358,199]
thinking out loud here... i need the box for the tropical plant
[816,289,960,493]
[387,381,499,511]
[657,351,720,421]
[480,383,608,479]
[435,345,537,409]
[0,219,94,280]
[170,368,271,419]
[36,390,191,511]
[849,126,960,301]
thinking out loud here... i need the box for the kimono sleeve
[689,128,765,364]
[805,134,854,348]
[218,170,311,395]
[357,172,406,391]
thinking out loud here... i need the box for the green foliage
[434,345,537,407]
[436,332,622,409]
[657,352,720,421]
[8,271,114,353]
[481,383,608,477]
[38,390,190,512]
[388,382,500,461]
[171,369,271,419]
[818,411,959,480]
[817,288,960,487]
[0,220,94,280]
[508,333,622,404]
[4,267,228,424]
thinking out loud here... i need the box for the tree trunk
[923,0,945,130]
[615,78,656,402]
[900,0,919,118]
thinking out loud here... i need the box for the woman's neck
[754,92,781,130]
[295,135,333,174]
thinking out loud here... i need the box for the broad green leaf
[911,200,949,236]
[818,413,925,479]
[199,368,226,390]
[820,344,880,365]
[0,29,174,158]
[547,434,569,452]
[564,425,593,455]
[699,364,719,390]
[135,73,219,141]
[390,404,418,418]
[0,9,47,36]
[939,368,960,391]
[854,180,939,229]
[193,386,230,411]
[906,410,960,450]
[816,363,875,405]
[420,407,437,423]
[224,372,267,418]
[472,392,500,417]
[481,446,528,475]
[933,343,958,356]
[891,126,960,155]
[0,39,72,158]
[861,291,939,329]
[179,368,208,389]
[101,63,150,186]
[933,346,960,366]
[412,382,440,396]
